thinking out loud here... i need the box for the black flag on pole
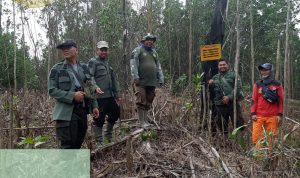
[203,0,227,80]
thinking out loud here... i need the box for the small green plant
[172,74,188,94]
[140,129,158,141]
[250,128,275,159]
[183,102,193,110]
[103,138,110,145]
[120,123,131,136]
[229,125,247,149]
[18,135,49,149]
[192,72,204,92]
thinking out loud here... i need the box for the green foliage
[192,72,204,92]
[103,138,110,145]
[172,74,188,94]
[229,125,247,149]
[18,135,49,149]
[251,129,275,159]
[120,123,131,136]
[0,33,39,89]
[183,102,193,110]
[140,129,158,142]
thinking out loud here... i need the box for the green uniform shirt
[138,48,158,86]
[48,60,98,121]
[211,70,243,105]
[130,46,164,87]
[88,57,120,99]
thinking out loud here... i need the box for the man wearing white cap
[88,41,120,147]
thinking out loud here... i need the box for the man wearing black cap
[48,39,99,149]
[130,33,164,128]
[88,41,120,147]
[251,63,283,150]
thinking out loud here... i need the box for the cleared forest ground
[0,89,300,177]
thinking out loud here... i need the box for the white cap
[97,41,109,49]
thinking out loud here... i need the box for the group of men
[209,60,283,149]
[48,33,164,149]
[48,33,283,150]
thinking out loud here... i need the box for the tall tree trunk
[147,0,152,33]
[250,0,255,86]
[13,0,17,93]
[287,47,291,99]
[92,0,97,49]
[233,0,240,129]
[5,46,13,148]
[275,39,280,81]
[0,0,2,35]
[188,3,193,86]
[122,0,128,89]
[283,0,290,119]
[225,0,229,19]
[177,37,181,76]
[168,8,172,89]
[21,7,27,91]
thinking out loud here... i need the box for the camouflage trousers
[133,84,156,110]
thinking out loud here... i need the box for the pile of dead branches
[91,88,300,178]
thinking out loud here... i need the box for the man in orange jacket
[251,63,283,149]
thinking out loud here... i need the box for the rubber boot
[104,122,114,144]
[92,124,103,148]
[137,108,150,128]
[143,110,153,125]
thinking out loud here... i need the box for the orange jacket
[251,80,284,117]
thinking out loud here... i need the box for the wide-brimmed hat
[141,33,156,42]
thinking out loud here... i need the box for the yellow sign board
[200,44,222,61]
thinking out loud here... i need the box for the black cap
[56,39,77,49]
[258,63,272,70]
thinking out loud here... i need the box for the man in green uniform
[48,39,99,149]
[208,59,244,135]
[88,41,120,147]
[130,33,164,127]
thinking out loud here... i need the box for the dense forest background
[0,0,299,99]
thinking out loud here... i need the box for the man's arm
[250,84,258,115]
[88,59,103,94]
[130,48,140,81]
[156,57,164,84]
[277,84,284,116]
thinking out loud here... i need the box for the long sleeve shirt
[251,80,283,117]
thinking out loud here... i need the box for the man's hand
[115,97,121,106]
[277,116,282,126]
[92,108,99,119]
[133,79,140,86]
[74,91,85,102]
[208,79,214,85]
[96,87,104,94]
[222,96,230,104]
[251,115,257,121]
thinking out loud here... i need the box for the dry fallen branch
[91,128,144,159]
